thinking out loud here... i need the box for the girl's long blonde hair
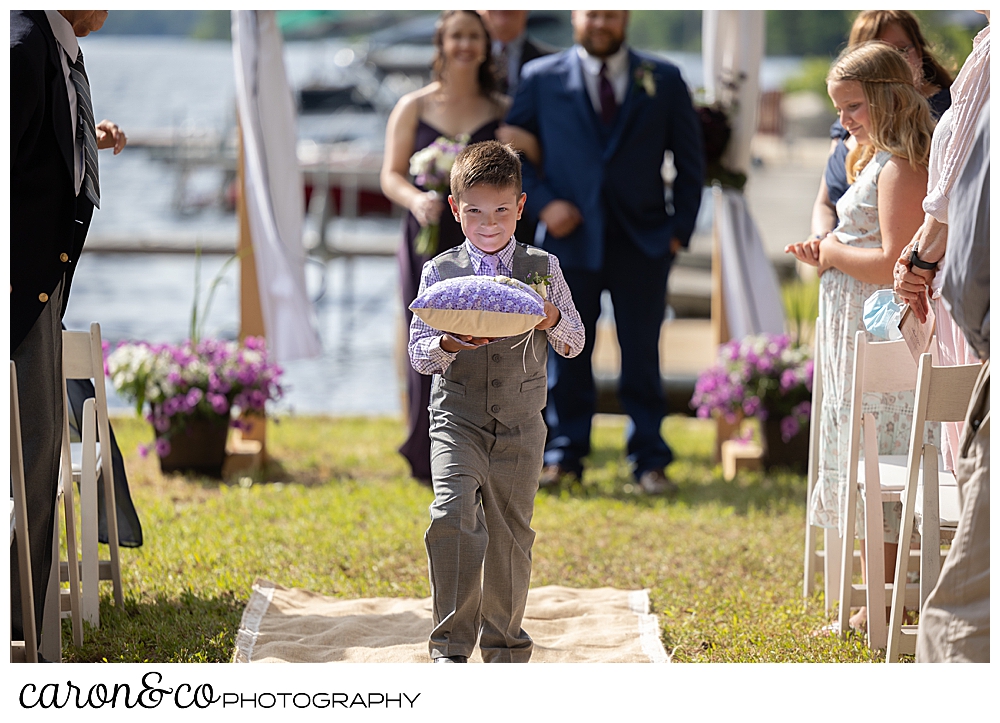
[827,41,935,183]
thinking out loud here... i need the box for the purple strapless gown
[398,119,501,481]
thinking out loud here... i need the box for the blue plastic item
[863,289,904,341]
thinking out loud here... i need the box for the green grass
[62,414,878,663]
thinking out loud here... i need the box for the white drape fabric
[703,10,784,339]
[232,10,321,362]
[702,9,764,176]
[713,187,786,338]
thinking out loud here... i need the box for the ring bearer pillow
[409,275,546,338]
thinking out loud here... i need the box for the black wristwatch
[909,245,939,270]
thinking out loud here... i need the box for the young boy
[408,141,584,663]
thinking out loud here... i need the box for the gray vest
[430,243,550,428]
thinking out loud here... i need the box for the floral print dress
[811,151,938,541]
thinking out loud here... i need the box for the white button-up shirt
[922,25,990,225]
[44,10,84,196]
[576,44,630,116]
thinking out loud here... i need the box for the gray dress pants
[917,360,990,662]
[10,277,65,645]
[425,408,545,662]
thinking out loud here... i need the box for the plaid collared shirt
[408,238,585,375]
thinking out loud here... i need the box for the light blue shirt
[44,10,84,195]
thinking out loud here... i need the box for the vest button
[491,405,500,413]
[492,354,501,363]
[38,292,49,303]
[60,253,69,262]
[491,379,502,387]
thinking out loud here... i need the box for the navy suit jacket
[506,47,704,272]
[10,10,93,350]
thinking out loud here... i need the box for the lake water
[75,36,407,415]
[64,252,404,416]
[68,36,806,415]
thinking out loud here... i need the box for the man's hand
[893,242,933,322]
[670,238,683,255]
[96,119,127,154]
[534,300,561,331]
[539,200,582,238]
[892,216,948,325]
[440,333,492,353]
[908,216,948,267]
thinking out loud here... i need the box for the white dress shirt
[576,44,630,115]
[44,10,84,195]
[922,25,990,225]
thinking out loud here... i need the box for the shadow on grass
[162,457,319,489]
[61,589,245,663]
[680,464,809,515]
[538,443,809,515]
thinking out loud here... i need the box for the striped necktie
[496,43,510,93]
[70,49,100,208]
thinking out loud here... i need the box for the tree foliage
[93,9,986,62]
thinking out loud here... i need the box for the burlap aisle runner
[234,579,669,663]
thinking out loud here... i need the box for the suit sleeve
[665,69,705,247]
[505,67,558,218]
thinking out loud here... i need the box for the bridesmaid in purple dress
[380,10,538,485]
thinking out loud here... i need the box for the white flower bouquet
[408,133,470,256]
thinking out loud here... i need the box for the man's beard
[578,32,624,58]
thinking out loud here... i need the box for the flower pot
[761,418,809,473]
[157,415,229,478]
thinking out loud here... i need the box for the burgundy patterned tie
[599,62,617,126]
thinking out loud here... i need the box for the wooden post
[710,190,740,462]
[710,196,729,349]
[236,120,267,462]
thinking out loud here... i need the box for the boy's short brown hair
[449,140,522,200]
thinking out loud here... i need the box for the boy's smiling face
[448,184,526,255]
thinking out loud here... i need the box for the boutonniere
[634,61,656,97]
[524,272,552,299]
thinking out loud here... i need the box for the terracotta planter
[157,415,230,478]
[761,417,809,473]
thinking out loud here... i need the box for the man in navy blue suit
[506,10,703,494]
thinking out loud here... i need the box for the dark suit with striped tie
[10,9,98,646]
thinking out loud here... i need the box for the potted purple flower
[105,336,283,477]
[691,333,813,471]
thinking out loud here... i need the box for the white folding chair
[60,322,124,629]
[39,393,88,662]
[10,361,38,663]
[803,319,849,612]
[838,331,928,651]
[886,354,981,662]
